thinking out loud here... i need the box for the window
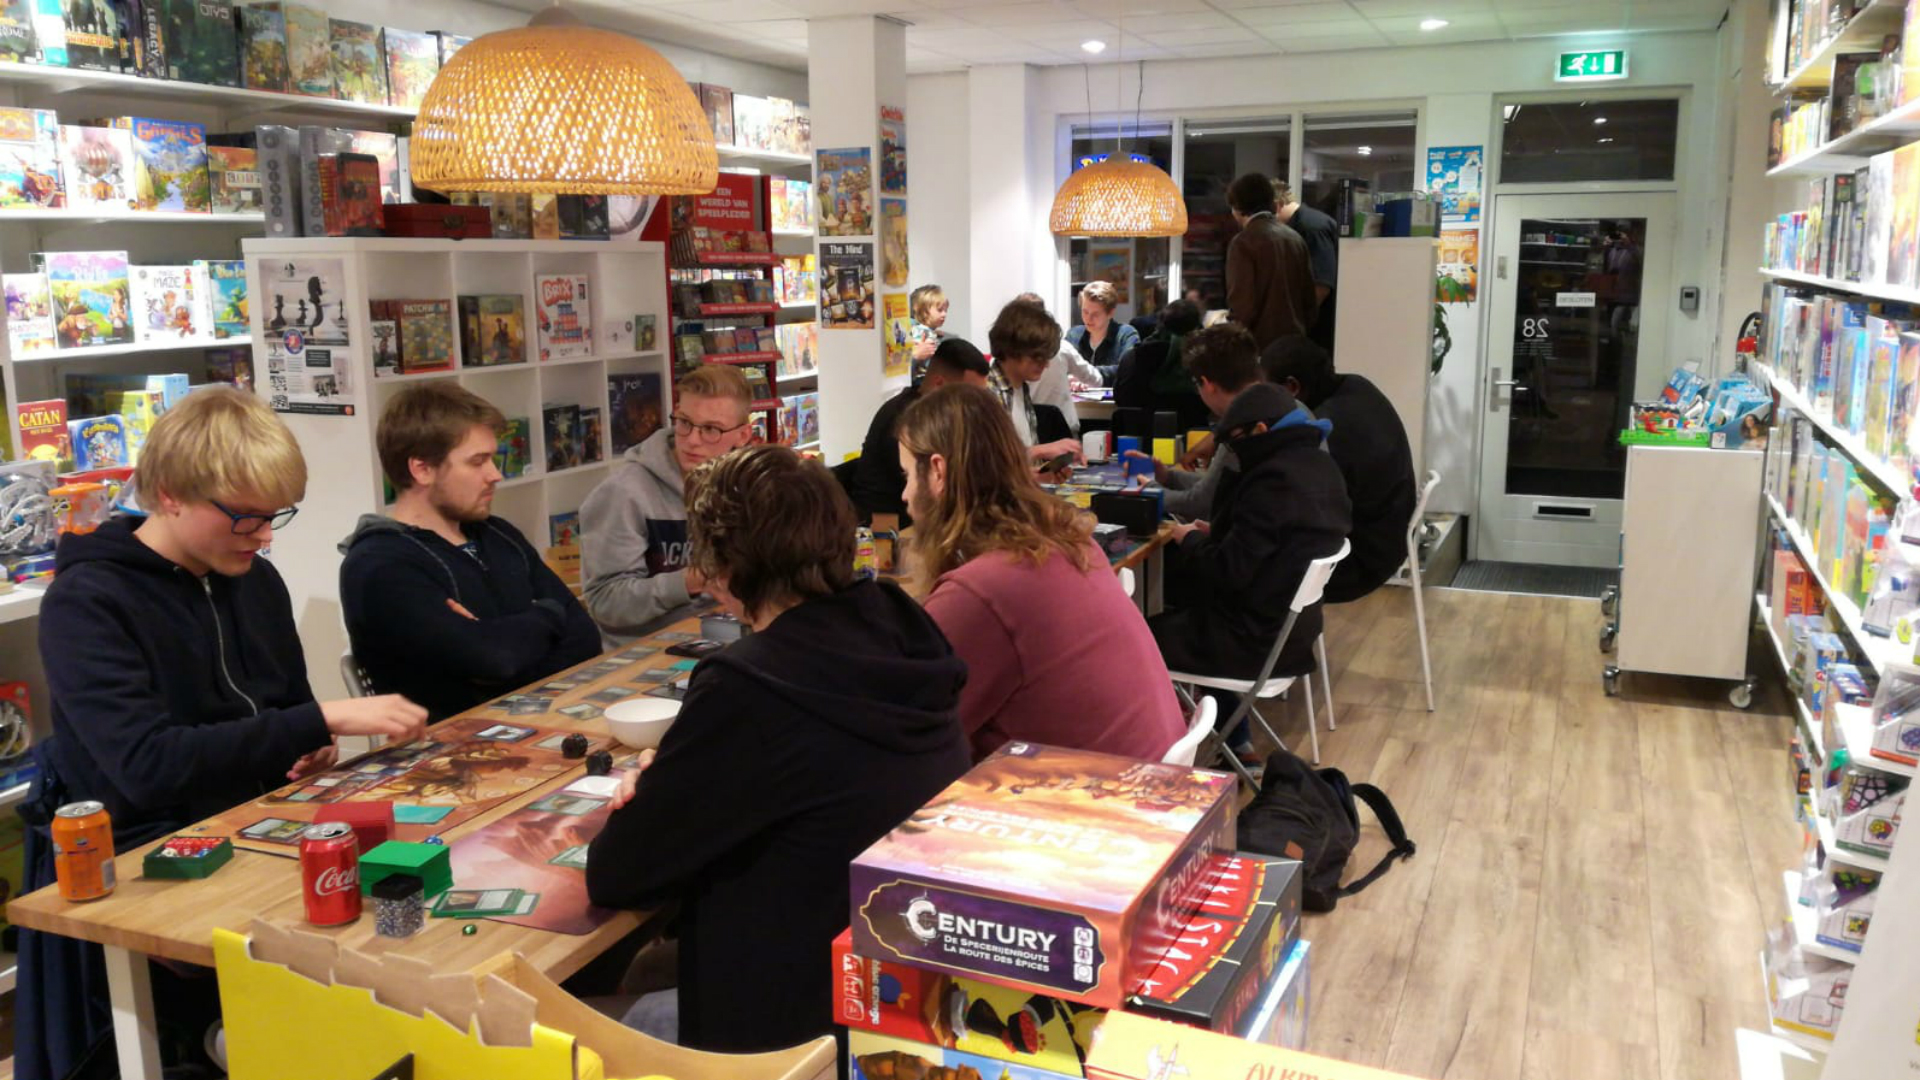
[1179,118,1291,311]
[1065,123,1174,328]
[1302,111,1418,211]
[1499,98,1679,183]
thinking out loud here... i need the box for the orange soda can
[52,801,116,901]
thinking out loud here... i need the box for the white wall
[906,72,972,341]
[907,28,1734,519]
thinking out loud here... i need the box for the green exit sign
[1557,49,1628,81]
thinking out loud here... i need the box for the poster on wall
[1085,243,1131,305]
[260,257,357,416]
[816,147,874,236]
[1436,228,1479,303]
[883,293,912,378]
[821,242,875,329]
[879,105,906,195]
[881,198,909,287]
[1425,145,1482,224]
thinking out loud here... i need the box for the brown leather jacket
[1226,212,1319,349]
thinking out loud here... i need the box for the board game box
[328,19,387,105]
[207,145,260,214]
[318,150,383,234]
[383,27,439,110]
[398,298,453,374]
[283,2,331,96]
[14,398,68,464]
[1085,1005,1418,1080]
[131,264,203,343]
[120,117,209,213]
[59,124,131,212]
[347,130,400,204]
[163,0,238,86]
[849,743,1237,1009]
[543,403,581,471]
[437,30,470,65]
[4,274,55,357]
[44,250,132,348]
[534,273,593,361]
[608,372,663,454]
[237,2,290,91]
[0,106,61,209]
[0,0,34,63]
[60,0,119,70]
[458,294,526,366]
[67,413,128,470]
[201,259,248,339]
[495,416,531,478]
[849,1031,1081,1080]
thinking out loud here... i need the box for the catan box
[848,743,1236,1010]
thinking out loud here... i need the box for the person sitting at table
[580,365,756,646]
[1014,292,1100,437]
[340,383,602,721]
[587,445,969,1054]
[985,298,1089,469]
[1113,297,1209,433]
[1262,334,1415,603]
[1124,315,1266,521]
[1149,327,1351,691]
[1067,280,1141,384]
[851,337,990,523]
[897,384,1186,761]
[18,388,428,1080]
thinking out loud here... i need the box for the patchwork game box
[849,1030,1080,1080]
[1084,1008,1421,1080]
[835,853,1301,1076]
[849,743,1237,1010]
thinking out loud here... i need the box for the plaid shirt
[987,360,1040,445]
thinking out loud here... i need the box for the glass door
[1474,192,1675,566]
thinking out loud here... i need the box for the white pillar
[807,15,907,461]
[966,63,1047,344]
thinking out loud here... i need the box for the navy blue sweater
[35,516,332,838]
[338,515,602,721]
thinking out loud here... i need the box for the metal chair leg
[1247,693,1286,753]
[1412,560,1435,712]
[1315,635,1336,731]
[1305,673,1321,765]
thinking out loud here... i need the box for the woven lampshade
[1049,158,1188,238]
[410,11,718,196]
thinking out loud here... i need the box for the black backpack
[1236,747,1416,912]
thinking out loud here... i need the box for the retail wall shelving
[241,238,670,700]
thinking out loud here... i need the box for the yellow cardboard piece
[1152,438,1177,465]
[1085,1011,1430,1080]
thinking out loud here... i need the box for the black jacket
[1316,374,1416,603]
[35,515,332,836]
[1113,334,1211,434]
[851,384,918,519]
[338,514,602,721]
[1156,418,1352,678]
[585,580,969,1053]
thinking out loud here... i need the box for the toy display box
[834,854,1301,1077]
[849,744,1237,1010]
[1824,766,1906,859]
[1241,939,1310,1050]
[1869,662,1920,767]
[1800,865,1879,953]
[1765,928,1848,1043]
[848,1031,1080,1080]
[1084,1009,1426,1080]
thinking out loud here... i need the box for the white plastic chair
[1169,539,1351,774]
[1160,695,1217,766]
[1407,471,1441,712]
[339,649,374,698]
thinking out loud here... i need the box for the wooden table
[7,620,705,1080]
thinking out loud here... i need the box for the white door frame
[1472,190,1678,567]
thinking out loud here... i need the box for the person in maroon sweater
[897,384,1186,762]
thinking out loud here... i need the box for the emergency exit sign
[1557,49,1627,81]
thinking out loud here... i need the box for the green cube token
[358,840,453,899]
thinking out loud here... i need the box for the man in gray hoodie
[579,365,756,645]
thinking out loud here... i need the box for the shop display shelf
[1781,870,1860,964]
[1755,593,1824,762]
[793,440,820,451]
[0,584,46,627]
[1771,0,1907,94]
[1758,268,1920,336]
[1833,701,1917,777]
[373,367,459,383]
[544,461,610,479]
[707,352,782,365]
[1751,359,1909,498]
[780,300,815,309]
[1735,1027,1824,1080]
[716,144,811,166]
[12,335,255,364]
[1763,494,1910,674]
[1813,803,1893,871]
[0,207,265,226]
[496,474,542,490]
[699,303,780,316]
[747,398,781,411]
[1760,952,1840,1056]
[0,62,415,121]
[772,228,813,238]
[784,368,819,381]
[458,363,531,377]
[693,252,781,267]
[1766,93,1920,176]
[538,354,612,370]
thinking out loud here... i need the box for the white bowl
[603,696,682,749]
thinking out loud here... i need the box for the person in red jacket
[897,384,1186,762]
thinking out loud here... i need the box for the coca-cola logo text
[313,865,358,896]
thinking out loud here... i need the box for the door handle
[1490,367,1517,412]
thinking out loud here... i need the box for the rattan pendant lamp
[410,3,718,195]
[1049,58,1187,238]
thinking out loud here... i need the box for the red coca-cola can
[299,821,362,926]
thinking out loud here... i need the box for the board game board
[443,766,634,935]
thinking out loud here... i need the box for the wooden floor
[1251,585,1802,1080]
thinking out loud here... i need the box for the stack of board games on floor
[838,744,1315,1080]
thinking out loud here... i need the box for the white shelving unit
[1737,1026,1825,1080]
[1762,493,1910,673]
[1780,871,1860,964]
[242,238,671,700]
[0,62,415,122]
[1770,0,1907,93]
[0,585,47,628]
[0,208,266,226]
[1751,360,1909,497]
[1754,592,1825,760]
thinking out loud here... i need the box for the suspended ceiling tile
[1350,0,1497,17]
[1139,26,1265,45]
[1259,29,1393,51]
[1228,4,1377,28]
[951,1,1094,25]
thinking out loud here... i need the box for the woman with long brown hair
[897,384,1185,761]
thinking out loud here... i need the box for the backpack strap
[1338,782,1417,898]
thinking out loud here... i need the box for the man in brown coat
[1225,172,1319,350]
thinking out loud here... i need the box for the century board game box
[849,1031,1081,1080]
[835,854,1301,1077]
[1085,1009,1424,1080]
[849,743,1237,1010]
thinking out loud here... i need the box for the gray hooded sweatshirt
[579,427,699,646]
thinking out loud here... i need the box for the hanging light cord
[1132,60,1145,162]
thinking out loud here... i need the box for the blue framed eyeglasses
[210,500,299,536]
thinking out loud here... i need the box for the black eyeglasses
[210,500,299,535]
[672,415,750,442]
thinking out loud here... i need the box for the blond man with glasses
[580,365,756,645]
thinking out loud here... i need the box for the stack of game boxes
[835,743,1313,1080]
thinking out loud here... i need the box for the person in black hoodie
[340,383,603,720]
[1150,326,1352,683]
[586,445,969,1054]
[1261,335,1416,604]
[18,388,427,1080]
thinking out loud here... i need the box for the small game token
[462,923,477,936]
[586,749,614,777]
[561,733,590,759]
[424,835,445,845]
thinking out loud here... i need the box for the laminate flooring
[1250,586,1802,1080]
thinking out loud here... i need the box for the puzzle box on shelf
[1800,864,1878,954]
[1766,927,1849,1044]
[848,743,1236,1010]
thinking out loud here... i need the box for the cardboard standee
[215,926,836,1080]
